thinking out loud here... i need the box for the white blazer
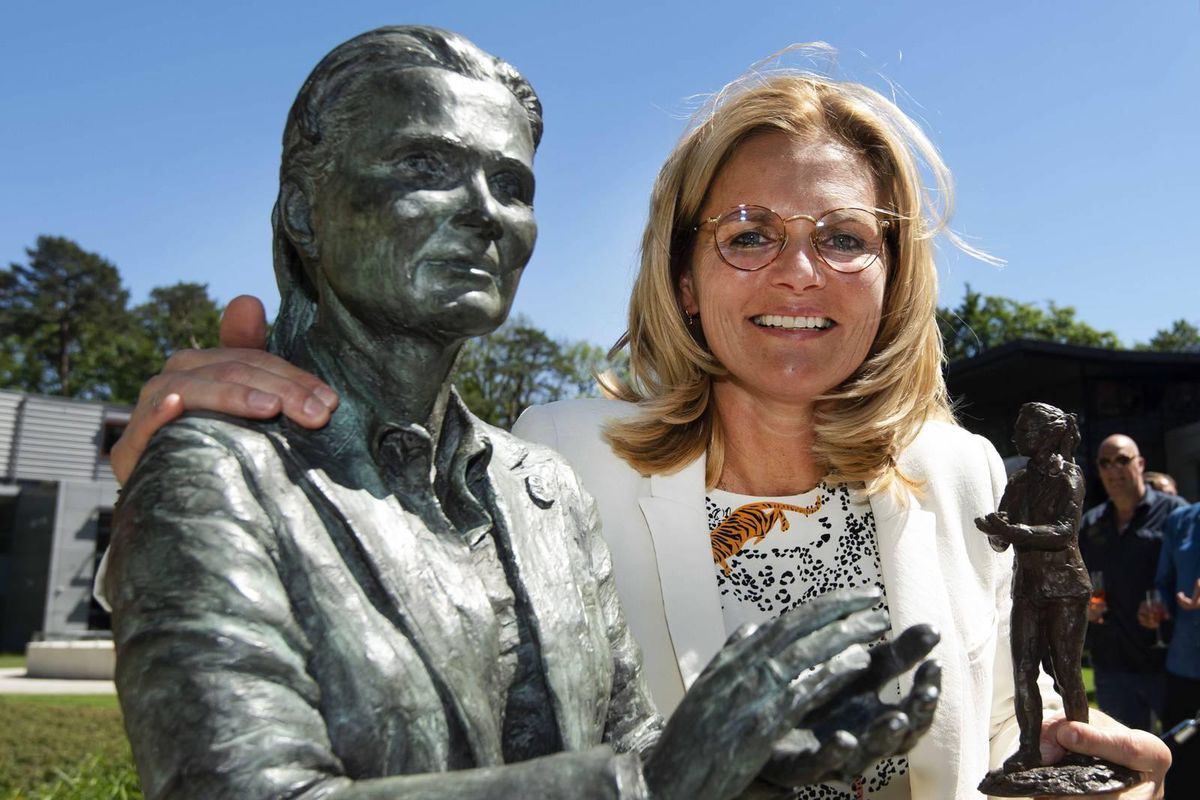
[515,398,1056,799]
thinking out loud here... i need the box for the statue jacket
[103,392,662,800]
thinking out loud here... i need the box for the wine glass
[1146,589,1169,649]
[1089,571,1105,624]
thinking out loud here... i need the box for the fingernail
[313,386,338,408]
[247,391,277,412]
[303,395,327,418]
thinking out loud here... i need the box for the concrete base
[25,639,115,680]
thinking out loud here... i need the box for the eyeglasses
[1097,455,1137,469]
[692,205,891,273]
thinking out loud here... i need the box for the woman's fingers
[218,294,269,349]
[110,347,339,485]
[1053,718,1170,798]
[111,389,187,484]
[163,348,338,420]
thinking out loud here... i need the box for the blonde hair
[603,60,987,497]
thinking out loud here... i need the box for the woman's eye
[725,229,778,249]
[821,232,867,253]
[489,170,530,204]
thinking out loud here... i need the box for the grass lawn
[0,654,26,670]
[0,695,140,799]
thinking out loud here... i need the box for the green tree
[1138,319,1200,352]
[937,284,1121,362]
[101,282,223,404]
[135,282,221,355]
[452,315,611,429]
[0,236,133,398]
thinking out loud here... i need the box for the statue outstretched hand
[643,587,939,800]
[759,623,941,788]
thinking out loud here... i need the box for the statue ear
[280,178,317,261]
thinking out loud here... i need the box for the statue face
[309,67,537,342]
[1013,407,1045,457]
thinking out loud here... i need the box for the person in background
[1140,501,1200,796]
[1081,434,1187,731]
[1145,471,1180,499]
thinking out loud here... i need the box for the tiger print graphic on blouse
[710,498,824,575]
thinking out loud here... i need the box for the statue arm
[107,422,653,800]
[975,472,1085,551]
[105,421,353,800]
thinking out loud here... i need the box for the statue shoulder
[128,412,284,489]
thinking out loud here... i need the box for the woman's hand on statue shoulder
[111,295,338,484]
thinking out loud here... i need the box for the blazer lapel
[638,457,725,690]
[870,489,963,799]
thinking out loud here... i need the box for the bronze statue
[102,26,939,799]
[975,402,1139,796]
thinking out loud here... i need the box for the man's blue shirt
[1157,502,1200,680]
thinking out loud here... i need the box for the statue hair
[1020,402,1081,456]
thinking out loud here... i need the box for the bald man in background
[1080,434,1187,731]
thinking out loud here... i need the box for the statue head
[268,26,544,357]
[1014,402,1080,459]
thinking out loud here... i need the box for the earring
[685,311,698,327]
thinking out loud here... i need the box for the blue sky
[2,1,1197,350]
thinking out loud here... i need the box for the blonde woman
[112,66,1169,798]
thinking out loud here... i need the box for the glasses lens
[714,206,785,271]
[1099,455,1133,468]
[813,209,884,272]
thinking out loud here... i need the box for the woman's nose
[769,234,824,289]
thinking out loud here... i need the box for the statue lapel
[300,463,508,765]
[487,449,611,751]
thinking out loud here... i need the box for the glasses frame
[1097,454,1137,469]
[692,204,892,274]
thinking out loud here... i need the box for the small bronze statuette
[975,402,1141,796]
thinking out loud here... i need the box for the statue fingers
[762,729,856,788]
[702,622,762,674]
[768,608,888,691]
[781,642,874,727]
[740,587,882,660]
[896,660,941,751]
[859,625,940,688]
[820,712,910,784]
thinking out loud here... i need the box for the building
[0,390,129,652]
[946,340,1200,504]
